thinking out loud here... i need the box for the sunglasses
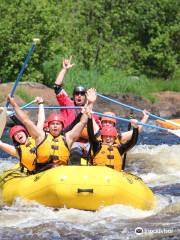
[74,91,86,96]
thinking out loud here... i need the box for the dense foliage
[0,0,179,88]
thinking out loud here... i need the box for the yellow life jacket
[37,133,69,165]
[17,137,36,172]
[93,144,122,171]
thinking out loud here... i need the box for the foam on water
[0,191,178,229]
[126,144,180,186]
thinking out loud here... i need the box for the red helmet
[101,112,117,125]
[100,126,117,137]
[9,125,28,139]
[47,113,64,126]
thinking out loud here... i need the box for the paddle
[93,111,180,138]
[97,93,180,128]
[6,38,40,108]
[7,100,36,117]
[7,106,81,110]
[12,105,180,137]
[0,39,39,137]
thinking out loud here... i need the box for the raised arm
[62,112,83,134]
[35,97,45,130]
[7,96,45,143]
[65,110,89,149]
[119,119,139,155]
[0,140,18,157]
[121,110,149,143]
[86,88,99,134]
[121,130,133,143]
[55,56,75,86]
[138,109,150,132]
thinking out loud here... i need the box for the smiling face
[73,92,86,106]
[102,135,116,145]
[48,121,63,137]
[13,131,27,144]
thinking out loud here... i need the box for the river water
[0,122,180,240]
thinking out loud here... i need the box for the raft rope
[0,168,27,185]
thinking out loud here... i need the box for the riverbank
[0,82,180,121]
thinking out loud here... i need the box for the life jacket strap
[49,155,59,161]
[105,164,114,169]
[51,145,59,150]
[107,154,114,159]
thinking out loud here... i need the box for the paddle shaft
[8,100,36,116]
[93,111,173,131]
[7,106,81,110]
[6,42,37,108]
[97,93,178,123]
[11,105,173,132]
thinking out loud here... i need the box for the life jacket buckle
[26,142,31,147]
[52,138,58,142]
[30,147,36,154]
[108,147,113,151]
[50,155,59,161]
[51,145,59,150]
[107,155,114,159]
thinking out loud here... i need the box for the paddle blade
[166,120,180,128]
[168,129,180,138]
[0,107,7,138]
[156,119,180,130]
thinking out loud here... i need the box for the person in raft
[54,57,100,164]
[87,113,139,171]
[100,110,149,143]
[0,97,45,174]
[7,90,96,172]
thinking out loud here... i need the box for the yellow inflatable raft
[0,165,155,211]
[156,119,180,130]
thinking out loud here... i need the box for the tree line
[0,0,179,87]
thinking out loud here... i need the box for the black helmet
[73,85,86,95]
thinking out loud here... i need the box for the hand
[0,107,3,114]
[143,109,150,118]
[130,119,138,128]
[7,95,18,108]
[81,104,92,118]
[86,88,97,104]
[35,96,44,104]
[62,56,75,70]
